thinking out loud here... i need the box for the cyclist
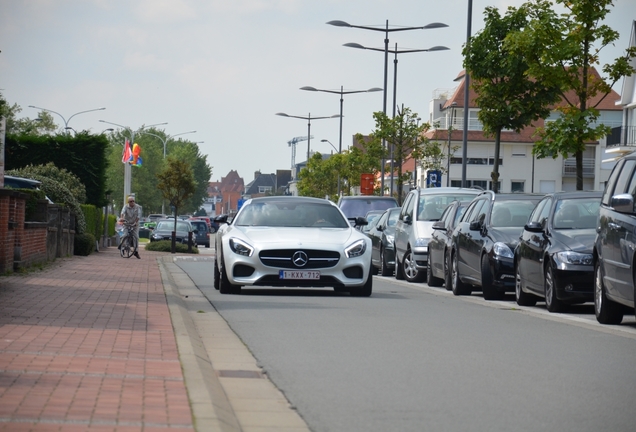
[119,195,142,259]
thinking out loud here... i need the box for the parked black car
[515,191,602,312]
[150,219,196,244]
[189,219,210,248]
[366,207,401,276]
[428,200,468,289]
[450,191,542,299]
[594,155,636,324]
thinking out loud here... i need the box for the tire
[395,254,405,280]
[219,260,241,294]
[594,261,623,324]
[427,253,444,287]
[380,247,392,277]
[515,262,537,306]
[213,259,220,290]
[350,267,373,297]
[403,248,425,283]
[451,252,471,296]
[120,236,134,258]
[544,265,565,313]
[444,253,453,291]
[481,254,503,300]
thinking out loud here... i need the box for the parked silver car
[394,187,481,282]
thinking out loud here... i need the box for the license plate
[279,270,320,280]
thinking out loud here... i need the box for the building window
[511,181,525,192]
[512,148,527,157]
[450,157,502,166]
[451,179,488,190]
[258,186,272,194]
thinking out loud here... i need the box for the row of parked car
[359,157,636,326]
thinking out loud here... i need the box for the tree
[507,0,636,190]
[156,157,197,253]
[463,5,560,193]
[0,95,57,135]
[369,106,426,204]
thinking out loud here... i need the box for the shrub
[81,204,103,239]
[74,233,96,256]
[145,240,199,254]
[108,214,117,237]
[13,188,45,220]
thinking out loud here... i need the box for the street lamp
[327,19,448,195]
[29,105,106,133]
[446,102,457,187]
[300,85,382,196]
[320,139,339,153]
[344,42,449,195]
[275,113,340,163]
[462,0,474,187]
[99,119,168,208]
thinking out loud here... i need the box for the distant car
[366,207,401,276]
[190,216,219,233]
[213,196,372,296]
[189,219,210,248]
[361,210,385,233]
[394,187,481,282]
[150,219,196,244]
[515,191,602,312]
[428,200,469,289]
[450,191,542,299]
[337,195,399,226]
[594,154,636,324]
[147,214,166,222]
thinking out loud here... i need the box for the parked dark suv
[594,155,636,324]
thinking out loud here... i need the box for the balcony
[606,126,636,147]
[562,157,595,178]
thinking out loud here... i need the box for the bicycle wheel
[120,236,134,258]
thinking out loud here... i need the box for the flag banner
[122,139,131,164]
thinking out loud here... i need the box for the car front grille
[259,249,340,269]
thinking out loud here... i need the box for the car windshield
[234,202,349,228]
[491,200,538,227]
[553,198,600,229]
[339,198,398,218]
[156,221,191,232]
[417,194,476,221]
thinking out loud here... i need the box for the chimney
[254,170,261,179]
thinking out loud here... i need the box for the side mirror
[524,221,543,233]
[403,214,412,225]
[215,214,229,224]
[355,216,368,227]
[432,221,446,231]
[611,194,634,214]
[469,220,482,231]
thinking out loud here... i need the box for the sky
[2,0,635,183]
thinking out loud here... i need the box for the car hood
[490,227,524,248]
[551,228,596,253]
[231,226,359,246]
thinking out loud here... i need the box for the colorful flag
[122,139,131,164]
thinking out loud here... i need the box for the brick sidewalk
[0,246,195,431]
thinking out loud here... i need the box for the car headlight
[555,251,593,266]
[229,238,254,257]
[493,242,513,259]
[414,238,429,248]
[345,239,367,258]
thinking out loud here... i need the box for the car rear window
[338,198,399,219]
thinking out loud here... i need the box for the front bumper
[552,267,594,302]
[492,257,516,292]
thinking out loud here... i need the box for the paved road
[178,256,636,432]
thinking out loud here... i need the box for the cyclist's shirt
[121,204,142,227]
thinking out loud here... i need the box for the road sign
[427,170,442,188]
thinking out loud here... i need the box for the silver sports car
[213,196,373,296]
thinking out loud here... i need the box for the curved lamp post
[345,43,449,195]
[327,19,448,195]
[29,105,105,133]
[99,119,168,208]
[276,113,340,164]
[300,85,382,196]
[321,139,339,153]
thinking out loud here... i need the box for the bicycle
[119,223,138,258]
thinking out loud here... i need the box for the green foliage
[12,162,87,203]
[74,233,96,256]
[0,96,57,135]
[11,188,45,221]
[145,240,200,254]
[505,0,636,189]
[194,208,207,217]
[80,204,103,240]
[463,5,561,193]
[5,132,109,206]
[6,168,87,234]
[108,214,117,237]
[156,157,197,217]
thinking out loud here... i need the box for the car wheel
[403,248,425,283]
[213,259,220,290]
[444,253,453,291]
[380,247,392,277]
[395,254,405,280]
[481,254,503,300]
[451,252,471,296]
[426,253,444,287]
[594,260,623,324]
[219,260,241,294]
[544,265,565,313]
[351,266,373,297]
[515,262,537,306]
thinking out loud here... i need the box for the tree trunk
[491,129,502,193]
[576,150,583,191]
